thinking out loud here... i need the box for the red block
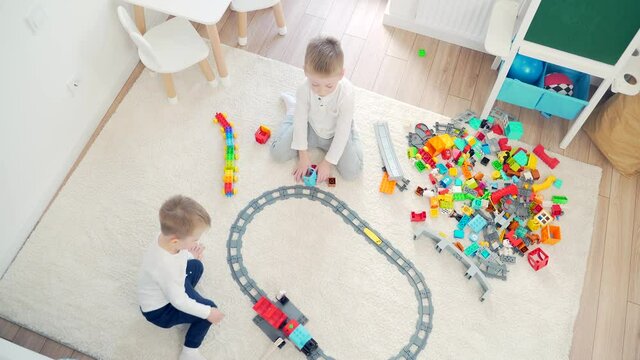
[255,125,271,144]
[411,211,427,222]
[441,149,451,160]
[490,184,518,204]
[533,144,560,169]
[528,247,549,271]
[475,131,486,141]
[498,137,511,151]
[491,124,504,135]
[253,297,287,329]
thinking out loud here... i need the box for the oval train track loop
[226,185,434,360]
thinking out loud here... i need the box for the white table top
[123,0,231,25]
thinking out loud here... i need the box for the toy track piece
[374,122,404,181]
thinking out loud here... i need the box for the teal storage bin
[496,58,591,120]
[536,63,590,120]
[497,78,545,109]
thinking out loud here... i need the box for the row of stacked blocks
[408,114,564,274]
[214,113,239,196]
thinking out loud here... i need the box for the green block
[415,160,426,172]
[418,49,426,57]
[453,193,466,201]
[464,242,480,257]
[407,146,418,158]
[552,195,568,204]
[492,160,502,170]
[486,116,495,124]
[468,117,482,130]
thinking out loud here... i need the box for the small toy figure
[302,165,317,187]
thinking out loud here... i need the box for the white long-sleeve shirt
[137,237,211,319]
[290,78,356,165]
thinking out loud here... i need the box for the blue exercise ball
[508,54,544,84]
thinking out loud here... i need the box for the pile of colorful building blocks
[213,112,238,197]
[407,109,568,276]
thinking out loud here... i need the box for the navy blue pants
[142,259,216,348]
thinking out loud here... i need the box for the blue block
[482,143,491,155]
[511,175,520,183]
[553,179,563,189]
[458,215,471,229]
[469,233,479,242]
[439,176,452,188]
[455,178,463,186]
[471,199,482,209]
[505,122,524,140]
[453,229,465,239]
[437,163,448,174]
[467,214,488,233]
[289,325,312,350]
[512,151,528,166]
[480,248,490,259]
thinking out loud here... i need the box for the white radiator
[384,0,522,52]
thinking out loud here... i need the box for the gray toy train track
[226,185,434,360]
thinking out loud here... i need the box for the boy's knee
[187,259,203,273]
[338,157,363,181]
[270,143,294,163]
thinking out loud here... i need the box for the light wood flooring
[1,0,638,358]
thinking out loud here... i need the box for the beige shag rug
[0,45,602,360]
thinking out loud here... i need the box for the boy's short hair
[304,36,344,76]
[159,195,211,238]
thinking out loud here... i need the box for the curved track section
[226,185,434,360]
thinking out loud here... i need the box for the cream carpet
[0,45,602,360]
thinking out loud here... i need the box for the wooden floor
[2,0,639,358]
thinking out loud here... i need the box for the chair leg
[272,2,287,35]
[162,73,178,104]
[237,12,248,46]
[199,59,218,87]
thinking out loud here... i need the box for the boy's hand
[188,244,205,260]
[317,160,332,183]
[293,151,312,182]
[207,308,225,325]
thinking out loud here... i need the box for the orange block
[379,172,396,194]
[540,224,562,245]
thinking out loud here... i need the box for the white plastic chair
[117,6,216,104]
[231,0,287,46]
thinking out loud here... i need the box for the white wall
[0,1,165,276]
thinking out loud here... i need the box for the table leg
[206,24,229,82]
[133,5,146,34]
[162,73,177,103]
[237,12,248,46]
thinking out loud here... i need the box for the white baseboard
[0,338,52,360]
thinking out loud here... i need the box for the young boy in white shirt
[138,195,224,360]
[271,36,363,182]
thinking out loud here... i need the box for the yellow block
[532,175,557,192]
[363,228,382,245]
[527,153,538,169]
[440,134,454,149]
[449,167,458,176]
[492,170,501,180]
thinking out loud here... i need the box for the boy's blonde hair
[159,195,211,238]
[304,36,344,76]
